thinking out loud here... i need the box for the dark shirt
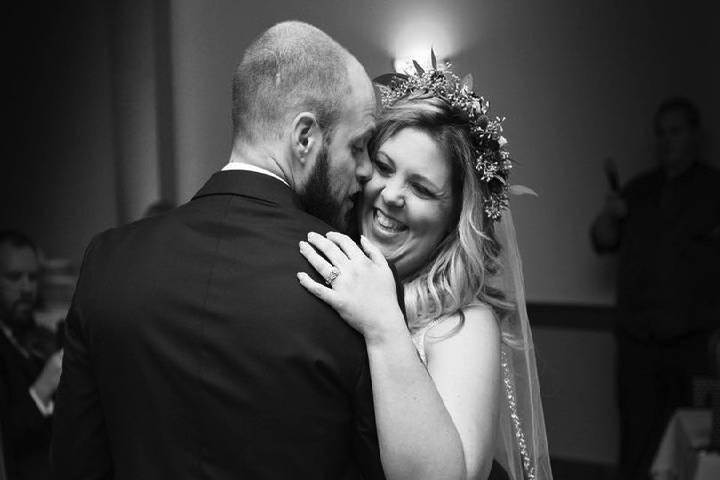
[0,323,53,480]
[611,163,720,340]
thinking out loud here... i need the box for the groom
[51,21,385,479]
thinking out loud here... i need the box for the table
[651,409,720,480]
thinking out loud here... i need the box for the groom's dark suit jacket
[51,171,387,480]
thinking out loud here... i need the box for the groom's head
[231,21,376,230]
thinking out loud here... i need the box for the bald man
[52,21,385,479]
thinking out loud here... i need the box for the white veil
[492,209,553,480]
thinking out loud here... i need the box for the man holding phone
[591,98,720,480]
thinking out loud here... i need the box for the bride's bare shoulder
[425,304,500,354]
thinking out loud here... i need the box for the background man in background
[591,98,720,480]
[0,231,63,480]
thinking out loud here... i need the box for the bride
[297,63,552,480]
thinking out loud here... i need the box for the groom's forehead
[331,104,374,139]
[345,103,377,135]
[355,116,377,138]
[336,119,375,147]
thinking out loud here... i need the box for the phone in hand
[603,157,620,192]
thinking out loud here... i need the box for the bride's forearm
[366,316,467,480]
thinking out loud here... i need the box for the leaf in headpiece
[374,84,391,99]
[431,49,437,69]
[373,73,408,87]
[412,60,425,75]
[508,184,539,197]
[461,74,474,91]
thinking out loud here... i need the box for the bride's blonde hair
[368,94,512,331]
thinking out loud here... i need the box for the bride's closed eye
[373,155,442,200]
[410,182,436,199]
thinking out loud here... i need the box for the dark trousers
[616,329,710,480]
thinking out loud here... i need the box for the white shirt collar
[221,162,289,187]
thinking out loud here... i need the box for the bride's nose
[380,180,405,208]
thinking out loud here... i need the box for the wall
[110,0,162,223]
[110,0,177,224]
[3,0,177,265]
[531,306,620,465]
[169,0,719,306]
[3,2,118,265]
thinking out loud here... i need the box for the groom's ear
[290,112,322,166]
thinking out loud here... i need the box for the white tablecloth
[651,409,720,480]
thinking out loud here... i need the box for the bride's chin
[368,235,400,259]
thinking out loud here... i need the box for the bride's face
[361,127,456,279]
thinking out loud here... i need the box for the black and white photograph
[2,1,719,479]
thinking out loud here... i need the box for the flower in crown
[375,51,532,221]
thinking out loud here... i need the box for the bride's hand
[297,231,405,344]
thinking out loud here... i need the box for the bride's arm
[423,306,501,480]
[298,232,499,480]
[364,310,467,480]
[365,306,500,480]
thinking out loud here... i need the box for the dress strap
[411,318,441,365]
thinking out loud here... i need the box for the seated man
[0,231,62,480]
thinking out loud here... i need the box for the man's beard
[1,298,35,335]
[297,143,348,231]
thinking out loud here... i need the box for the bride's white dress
[409,313,552,480]
[399,212,553,479]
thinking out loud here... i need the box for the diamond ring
[325,266,341,286]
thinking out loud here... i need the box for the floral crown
[375,52,529,221]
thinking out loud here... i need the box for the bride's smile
[372,207,408,234]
